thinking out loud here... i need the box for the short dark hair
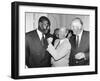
[72,17,83,26]
[54,28,59,34]
[38,16,51,26]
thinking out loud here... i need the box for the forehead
[72,19,81,25]
[42,20,48,24]
[59,28,67,33]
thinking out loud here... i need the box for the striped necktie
[55,40,60,49]
[76,35,79,47]
[41,34,45,46]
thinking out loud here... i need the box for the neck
[38,28,43,34]
[60,38,65,40]
[76,30,83,36]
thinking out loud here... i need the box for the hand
[75,52,86,60]
[47,37,53,44]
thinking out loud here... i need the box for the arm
[25,37,30,67]
[84,47,89,60]
[75,40,89,60]
[84,31,89,60]
[47,40,71,61]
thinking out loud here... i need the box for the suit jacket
[69,31,89,66]
[47,38,71,66]
[25,30,51,68]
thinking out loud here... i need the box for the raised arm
[47,39,71,61]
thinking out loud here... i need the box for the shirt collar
[77,30,83,37]
[59,38,66,44]
[37,29,45,40]
[76,30,83,46]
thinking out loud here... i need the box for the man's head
[54,28,59,38]
[71,17,83,35]
[58,27,68,39]
[38,16,51,34]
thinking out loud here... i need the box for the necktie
[41,34,45,46]
[55,40,60,49]
[76,35,79,47]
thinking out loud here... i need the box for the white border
[19,5,95,76]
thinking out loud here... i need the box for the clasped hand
[47,37,53,44]
[75,52,86,60]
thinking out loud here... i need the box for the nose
[44,26,47,30]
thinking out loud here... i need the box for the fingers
[75,52,85,59]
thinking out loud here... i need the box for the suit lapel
[34,30,48,49]
[70,35,76,49]
[35,30,41,42]
[32,30,44,49]
[78,31,85,50]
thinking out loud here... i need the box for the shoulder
[64,38,70,44]
[83,30,89,37]
[26,30,36,37]
[83,30,89,35]
[69,34,76,40]
[25,30,37,42]
[63,38,71,48]
[55,39,59,43]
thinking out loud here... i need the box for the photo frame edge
[11,1,98,79]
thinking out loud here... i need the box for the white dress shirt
[37,29,45,40]
[76,30,83,47]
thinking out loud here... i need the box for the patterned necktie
[76,35,79,47]
[41,34,45,46]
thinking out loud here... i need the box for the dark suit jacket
[69,31,89,66]
[25,30,51,68]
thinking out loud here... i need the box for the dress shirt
[37,29,45,40]
[76,30,83,46]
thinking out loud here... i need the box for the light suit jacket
[47,38,71,67]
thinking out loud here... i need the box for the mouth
[42,30,48,34]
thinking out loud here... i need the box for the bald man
[69,17,89,66]
[47,27,71,67]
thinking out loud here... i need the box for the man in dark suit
[25,16,51,68]
[69,17,89,66]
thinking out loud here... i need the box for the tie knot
[77,35,79,37]
[42,33,44,36]
[76,35,79,39]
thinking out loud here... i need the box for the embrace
[25,16,89,68]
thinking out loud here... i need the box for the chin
[44,31,48,34]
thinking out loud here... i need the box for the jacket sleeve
[47,40,71,61]
[25,37,30,67]
[84,47,89,60]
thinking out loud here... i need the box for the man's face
[58,28,68,39]
[71,20,83,35]
[38,20,50,34]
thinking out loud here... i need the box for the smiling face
[71,19,83,35]
[58,27,68,39]
[38,20,50,34]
